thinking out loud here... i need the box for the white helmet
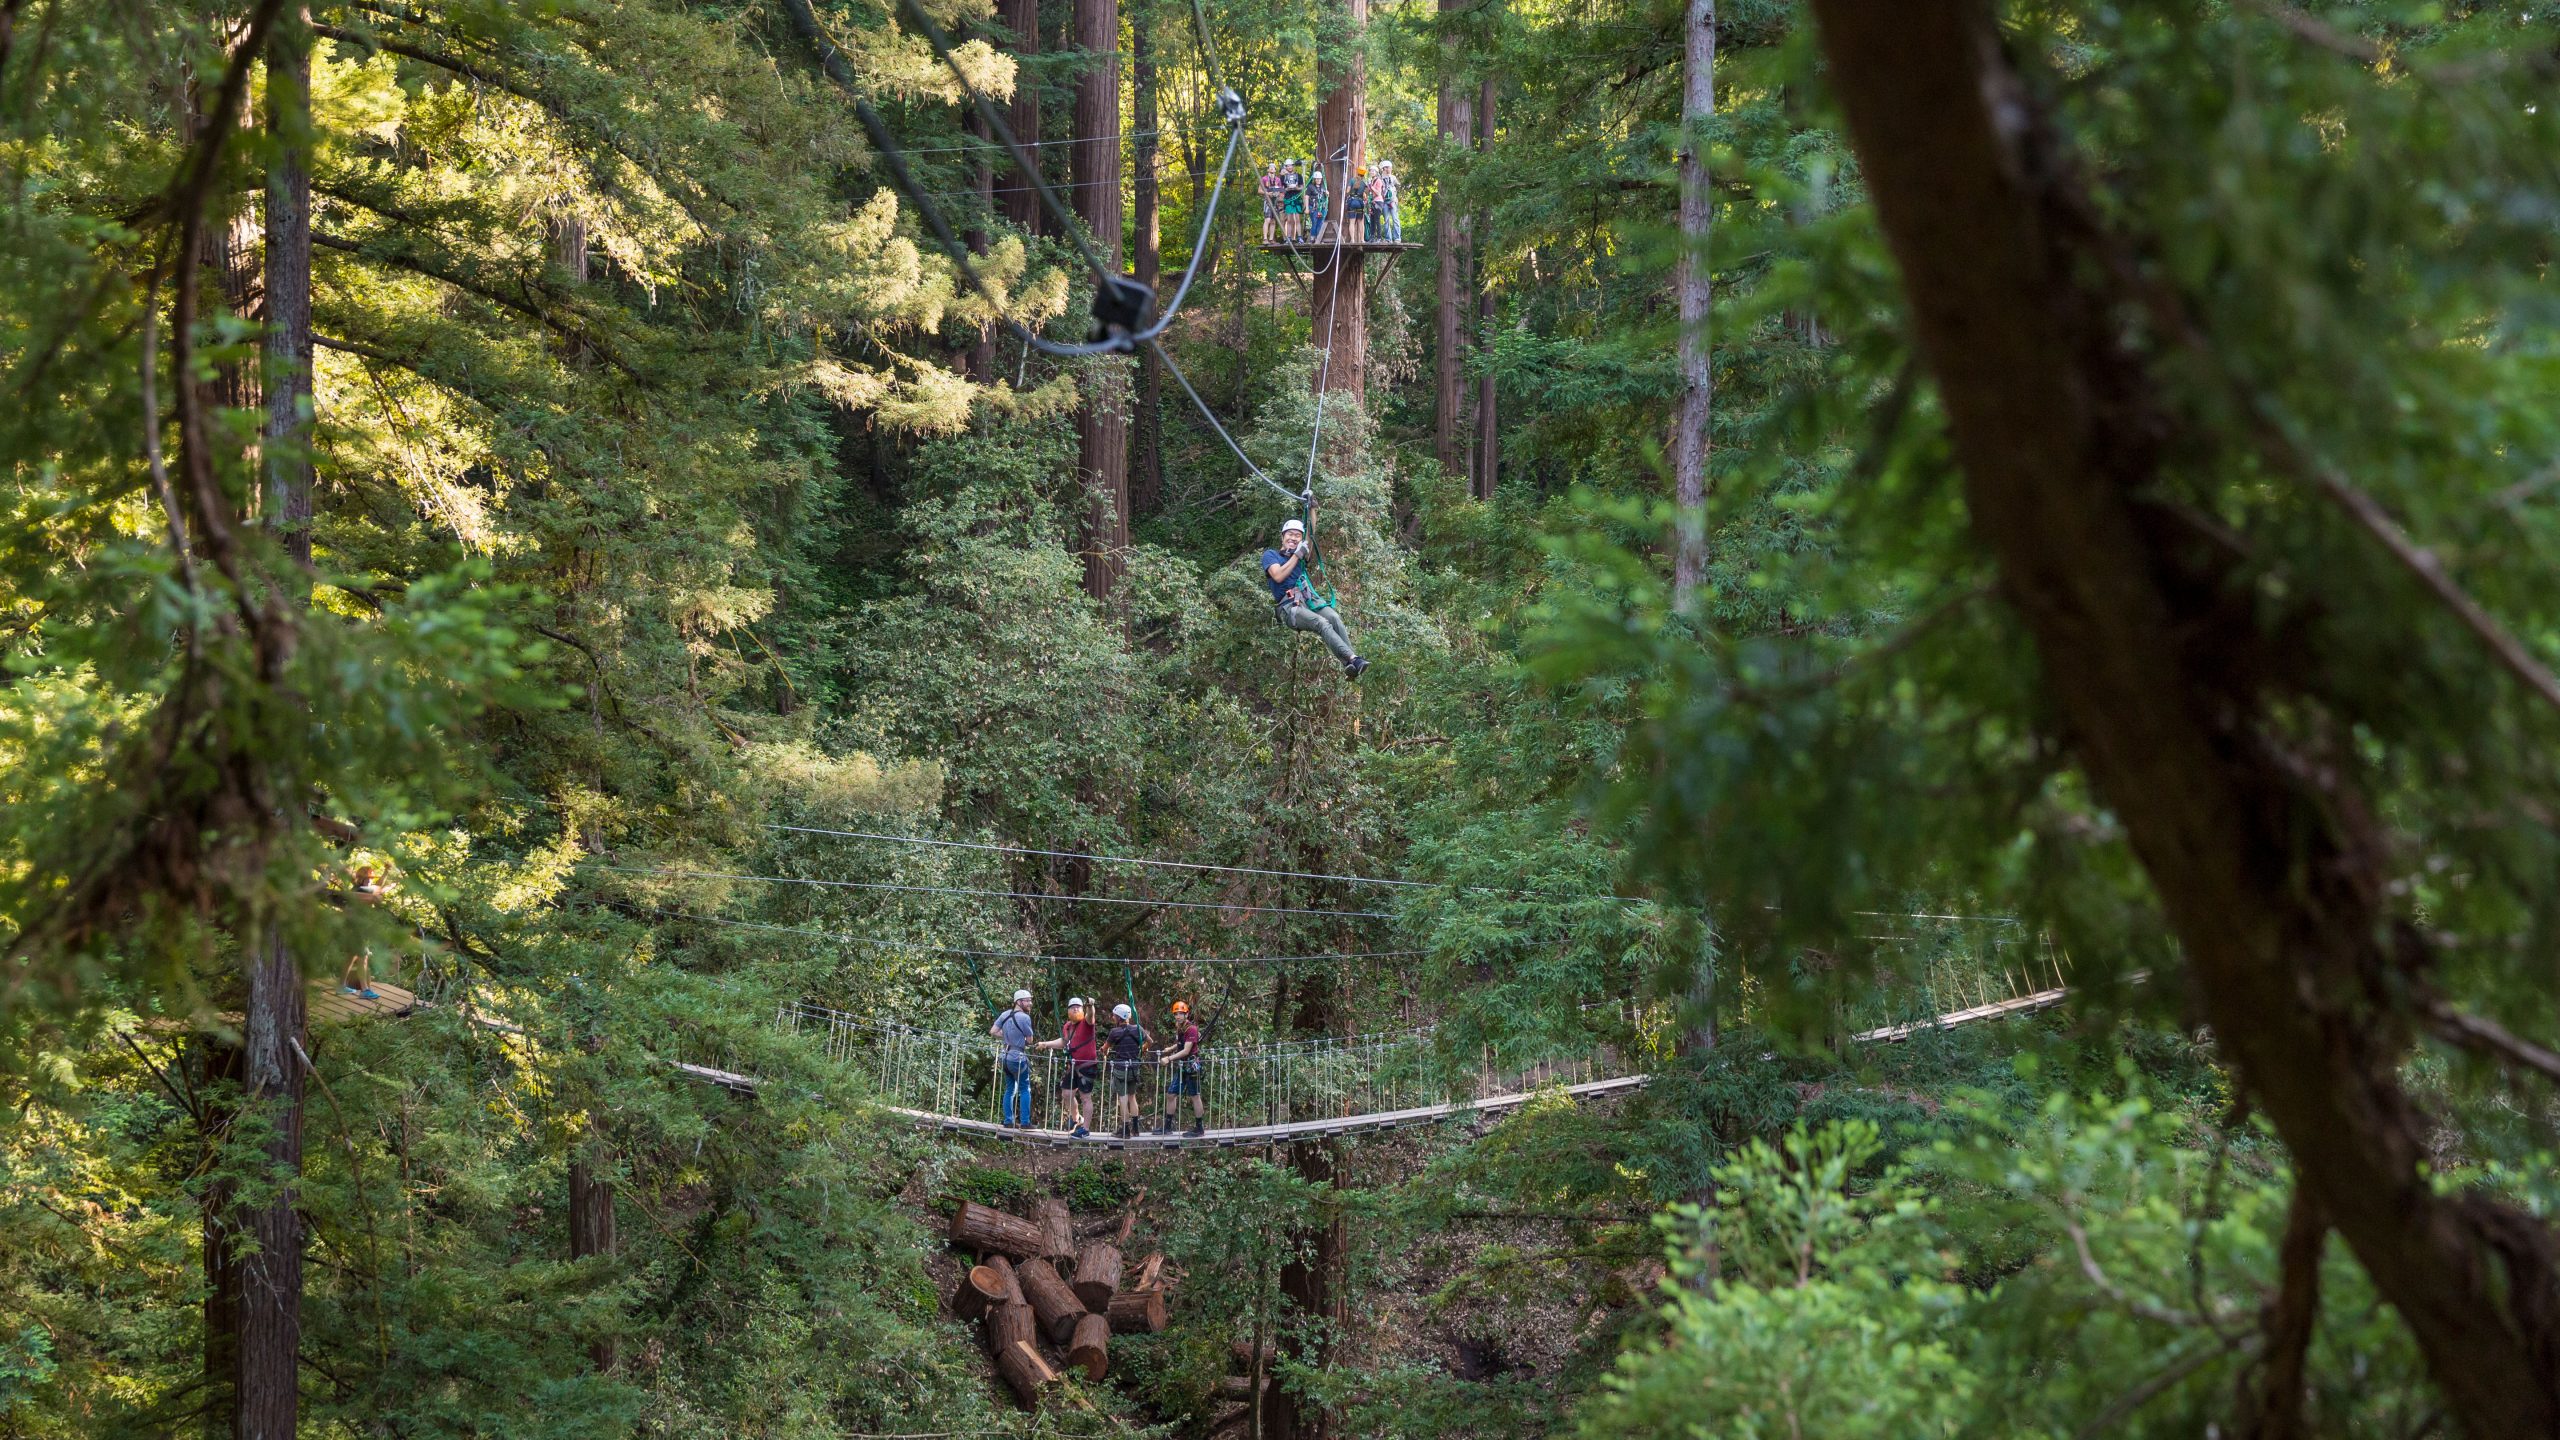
[1013,989,1033,1002]
[1066,995,1087,1010]
[1112,1003,1133,1021]
[1281,518,1305,538]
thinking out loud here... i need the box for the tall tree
[998,0,1043,234]
[1072,0,1128,598]
[1805,0,2560,1431]
[1129,0,1163,516]
[1432,0,1471,479]
[1668,0,1712,608]
[1310,0,1369,406]
[1469,75,1497,499]
[233,10,316,1435]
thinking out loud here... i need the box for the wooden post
[993,1337,1058,1409]
[1017,1256,1086,1343]
[1035,1196,1076,1266]
[1067,1312,1112,1379]
[950,1200,1047,1260]
[1071,1240,1123,1311]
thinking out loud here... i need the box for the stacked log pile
[947,1195,1172,1410]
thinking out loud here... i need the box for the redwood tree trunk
[234,928,306,1440]
[1130,4,1164,517]
[264,5,313,568]
[1669,0,1713,608]
[1309,0,1369,409]
[1266,976,1344,1440]
[1433,0,1471,480]
[1804,1,2560,1432]
[999,0,1044,234]
[1072,0,1129,599]
[1469,77,1497,499]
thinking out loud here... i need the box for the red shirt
[1062,1019,1098,1062]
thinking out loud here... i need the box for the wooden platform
[1848,984,2069,1044]
[1260,240,1420,256]
[888,1072,1653,1150]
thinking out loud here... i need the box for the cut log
[1017,1256,1085,1344]
[1230,1339,1275,1367]
[1066,1312,1111,1380]
[1072,1241,1123,1311]
[1217,1373,1272,1402]
[1106,1285,1167,1334]
[985,1300,1035,1358]
[1035,1196,1075,1266]
[952,1257,1022,1321]
[993,1337,1057,1409]
[1132,1252,1164,1292]
[949,1200,1045,1261]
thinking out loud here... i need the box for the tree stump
[1066,1312,1111,1380]
[952,1256,1023,1321]
[1072,1240,1123,1312]
[1017,1256,1085,1344]
[949,1200,1045,1260]
[1035,1196,1075,1266]
[1106,1286,1167,1334]
[993,1337,1057,1409]
[985,1300,1036,1358]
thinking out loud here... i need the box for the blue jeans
[1000,1053,1032,1125]
[1384,206,1402,242]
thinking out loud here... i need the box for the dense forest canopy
[4,0,2558,1435]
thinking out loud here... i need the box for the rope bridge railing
[774,1000,1669,1135]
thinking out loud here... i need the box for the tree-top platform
[1258,240,1422,256]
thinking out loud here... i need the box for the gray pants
[1280,601,1357,663]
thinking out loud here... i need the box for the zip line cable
[1301,142,1358,493]
[1153,337,1301,504]
[640,908,1425,966]
[593,863,1395,919]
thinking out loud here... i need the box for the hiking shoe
[1071,1125,1090,1139]
[1345,656,1368,679]
[1186,1122,1204,1138]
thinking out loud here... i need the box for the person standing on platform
[1377,161,1403,242]
[989,989,1039,1129]
[1035,996,1100,1137]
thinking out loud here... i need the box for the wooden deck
[1260,239,1421,256]
[887,1072,1653,1150]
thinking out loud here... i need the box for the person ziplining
[1265,515,1366,677]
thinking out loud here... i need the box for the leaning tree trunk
[1668,0,1713,609]
[1433,0,1472,481]
[1469,75,1498,500]
[1803,1,2560,1432]
[1072,0,1130,600]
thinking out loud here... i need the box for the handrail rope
[592,862,1394,919]
[642,907,1425,965]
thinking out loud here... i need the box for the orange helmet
[1171,1001,1191,1015]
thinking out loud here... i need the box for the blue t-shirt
[1262,546,1310,604]
[994,1009,1036,1052]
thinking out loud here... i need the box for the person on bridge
[341,863,386,999]
[1155,1000,1205,1137]
[1034,996,1100,1137]
[1264,517,1366,678]
[1106,1003,1152,1138]
[989,988,1038,1129]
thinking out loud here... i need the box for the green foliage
[1054,1157,1137,1214]
[937,1162,1039,1215]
